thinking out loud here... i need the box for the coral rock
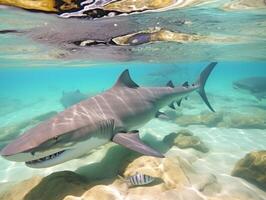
[176,112,224,127]
[174,129,209,153]
[0,176,42,200]
[0,171,89,200]
[0,0,79,12]
[112,28,209,46]
[0,0,58,11]
[124,156,190,190]
[79,185,119,200]
[67,156,193,200]
[220,113,266,129]
[223,0,266,10]
[103,0,175,12]
[24,171,89,200]
[103,0,210,12]
[232,151,266,191]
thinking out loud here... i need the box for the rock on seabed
[0,154,265,200]
[173,129,209,153]
[222,0,266,10]
[232,151,266,191]
[0,171,89,200]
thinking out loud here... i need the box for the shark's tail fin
[195,62,217,112]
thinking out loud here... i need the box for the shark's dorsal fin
[114,69,139,88]
[166,80,174,88]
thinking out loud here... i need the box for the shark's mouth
[25,150,66,165]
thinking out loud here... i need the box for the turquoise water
[0,1,266,200]
[0,62,265,124]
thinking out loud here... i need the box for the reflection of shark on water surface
[147,65,181,78]
[0,16,138,61]
[233,77,266,101]
[0,63,217,168]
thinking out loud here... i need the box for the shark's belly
[67,134,110,159]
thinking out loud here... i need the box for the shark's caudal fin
[196,62,217,112]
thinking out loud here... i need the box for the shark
[233,77,266,101]
[0,62,217,168]
[60,90,88,108]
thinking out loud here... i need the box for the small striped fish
[119,172,155,187]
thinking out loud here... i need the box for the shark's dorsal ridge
[114,69,139,88]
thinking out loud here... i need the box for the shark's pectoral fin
[112,131,164,158]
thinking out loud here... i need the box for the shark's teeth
[25,150,65,165]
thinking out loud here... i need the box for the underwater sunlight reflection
[0,0,266,200]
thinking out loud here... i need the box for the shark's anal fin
[169,102,176,110]
[155,111,167,118]
[112,131,164,158]
[182,81,189,87]
[176,98,183,107]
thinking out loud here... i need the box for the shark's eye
[53,136,59,141]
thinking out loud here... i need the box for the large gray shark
[1,63,217,168]
[233,77,266,100]
[60,90,88,108]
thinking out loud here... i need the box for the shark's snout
[0,128,108,168]
[0,132,72,168]
[1,140,60,162]
[1,143,72,168]
[0,132,39,158]
[1,140,31,158]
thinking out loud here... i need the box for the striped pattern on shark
[0,62,217,168]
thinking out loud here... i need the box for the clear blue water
[0,1,266,200]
